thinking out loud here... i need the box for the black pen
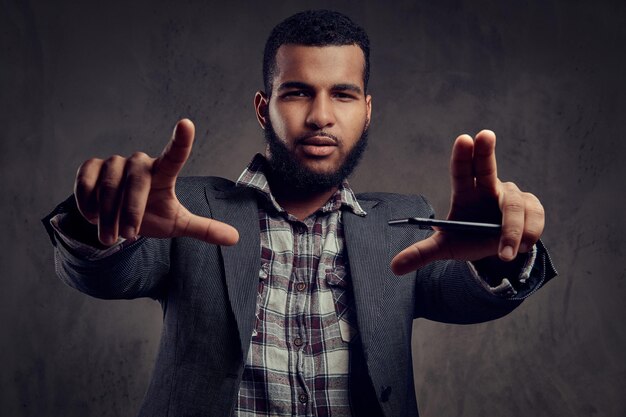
[388,217,502,234]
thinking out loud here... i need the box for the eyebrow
[333,83,363,95]
[277,81,363,95]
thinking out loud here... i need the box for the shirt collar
[236,153,367,217]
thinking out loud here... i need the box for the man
[43,10,556,417]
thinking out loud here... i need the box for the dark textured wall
[2,0,624,416]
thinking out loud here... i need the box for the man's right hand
[74,119,239,247]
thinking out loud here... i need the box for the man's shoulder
[355,191,429,207]
[354,191,434,218]
[176,176,235,191]
[176,176,235,187]
[174,176,241,209]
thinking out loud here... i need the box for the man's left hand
[391,130,544,275]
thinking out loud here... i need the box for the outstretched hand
[391,130,544,275]
[74,119,239,247]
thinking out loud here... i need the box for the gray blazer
[44,176,556,417]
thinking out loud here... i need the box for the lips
[298,135,338,157]
[298,136,337,146]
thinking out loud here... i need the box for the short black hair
[263,10,370,96]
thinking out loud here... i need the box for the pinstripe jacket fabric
[43,176,556,417]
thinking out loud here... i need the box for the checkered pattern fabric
[234,154,366,417]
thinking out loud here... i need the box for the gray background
[1,0,624,416]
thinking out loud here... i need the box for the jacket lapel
[205,183,261,360]
[343,198,392,354]
[205,184,395,362]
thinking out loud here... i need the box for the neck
[268,178,339,221]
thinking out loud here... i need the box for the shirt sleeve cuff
[466,244,538,298]
[49,213,136,261]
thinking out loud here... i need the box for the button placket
[293,223,310,353]
[291,219,310,405]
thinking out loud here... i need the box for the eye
[333,91,358,101]
[282,90,310,99]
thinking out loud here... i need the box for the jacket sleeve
[401,195,558,323]
[413,241,556,323]
[42,195,171,300]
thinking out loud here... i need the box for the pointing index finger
[153,119,195,188]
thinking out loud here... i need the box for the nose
[305,94,335,129]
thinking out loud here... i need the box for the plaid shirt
[234,154,367,417]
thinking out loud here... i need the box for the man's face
[255,44,372,191]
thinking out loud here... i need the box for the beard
[264,119,369,194]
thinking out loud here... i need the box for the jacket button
[380,385,392,402]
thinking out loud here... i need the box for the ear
[254,91,269,129]
[365,94,372,129]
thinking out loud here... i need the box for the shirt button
[298,393,308,403]
[296,282,307,292]
[293,337,303,347]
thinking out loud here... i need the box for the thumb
[153,119,195,187]
[391,233,450,275]
[177,212,240,246]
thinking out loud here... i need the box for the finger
[97,155,126,246]
[519,192,544,253]
[450,134,476,201]
[176,212,240,246]
[391,233,451,275]
[119,152,154,239]
[473,130,498,195]
[153,119,195,188]
[74,158,104,224]
[498,181,525,261]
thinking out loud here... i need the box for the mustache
[295,131,340,145]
